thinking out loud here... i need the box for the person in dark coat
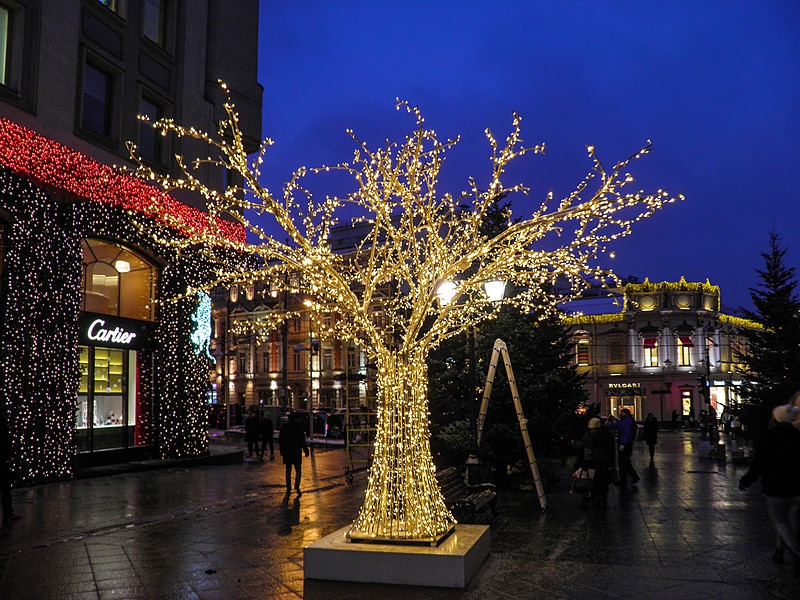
[244,408,260,458]
[605,408,640,489]
[575,417,617,507]
[643,413,659,463]
[279,411,309,495]
[1,412,19,526]
[739,404,800,574]
[260,413,275,461]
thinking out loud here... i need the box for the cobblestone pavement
[1,432,799,599]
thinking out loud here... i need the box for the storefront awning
[678,336,694,346]
[643,337,657,348]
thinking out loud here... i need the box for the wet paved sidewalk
[1,432,799,599]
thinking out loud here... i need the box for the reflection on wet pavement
[1,434,799,599]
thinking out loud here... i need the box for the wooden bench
[436,466,498,524]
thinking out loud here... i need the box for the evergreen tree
[428,198,587,466]
[739,231,800,436]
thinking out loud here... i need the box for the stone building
[0,0,261,483]
[563,278,761,425]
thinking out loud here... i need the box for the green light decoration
[190,292,213,359]
[129,83,682,540]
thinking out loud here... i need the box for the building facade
[0,0,261,484]
[564,278,761,425]
[207,222,391,426]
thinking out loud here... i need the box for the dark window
[138,95,163,162]
[82,62,112,136]
[142,0,166,46]
[608,337,626,365]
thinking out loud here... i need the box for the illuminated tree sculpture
[131,87,682,542]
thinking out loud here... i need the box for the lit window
[229,285,238,302]
[82,239,156,321]
[642,338,658,367]
[677,336,693,366]
[576,340,590,366]
[97,0,126,16]
[143,0,166,46]
[82,62,113,137]
[138,95,163,163]
[0,5,9,86]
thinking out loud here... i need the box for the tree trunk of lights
[349,349,456,541]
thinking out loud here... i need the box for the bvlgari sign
[607,382,645,396]
[79,313,150,350]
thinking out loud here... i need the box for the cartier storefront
[0,124,235,485]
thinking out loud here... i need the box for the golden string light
[131,83,683,540]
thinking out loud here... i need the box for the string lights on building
[0,119,236,484]
[129,84,683,540]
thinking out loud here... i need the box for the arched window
[81,239,156,321]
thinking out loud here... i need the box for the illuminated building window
[97,0,126,16]
[0,5,8,86]
[643,337,659,367]
[81,238,156,321]
[576,339,590,366]
[677,335,693,366]
[229,285,238,302]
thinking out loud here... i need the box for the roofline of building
[0,118,246,244]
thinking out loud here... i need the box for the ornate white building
[564,278,761,424]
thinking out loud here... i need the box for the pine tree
[428,198,587,464]
[739,231,800,436]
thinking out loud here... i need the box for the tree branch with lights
[130,85,682,541]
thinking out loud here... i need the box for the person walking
[575,417,616,507]
[643,413,659,464]
[279,411,309,496]
[244,407,260,459]
[260,412,275,461]
[606,408,640,489]
[1,412,19,526]
[739,403,800,575]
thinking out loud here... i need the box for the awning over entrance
[643,337,657,348]
[678,336,694,346]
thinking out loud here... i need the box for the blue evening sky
[257,1,800,313]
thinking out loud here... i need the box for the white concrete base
[304,524,490,588]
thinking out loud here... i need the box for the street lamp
[437,279,506,485]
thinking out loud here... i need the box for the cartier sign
[87,319,137,344]
[79,313,150,350]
